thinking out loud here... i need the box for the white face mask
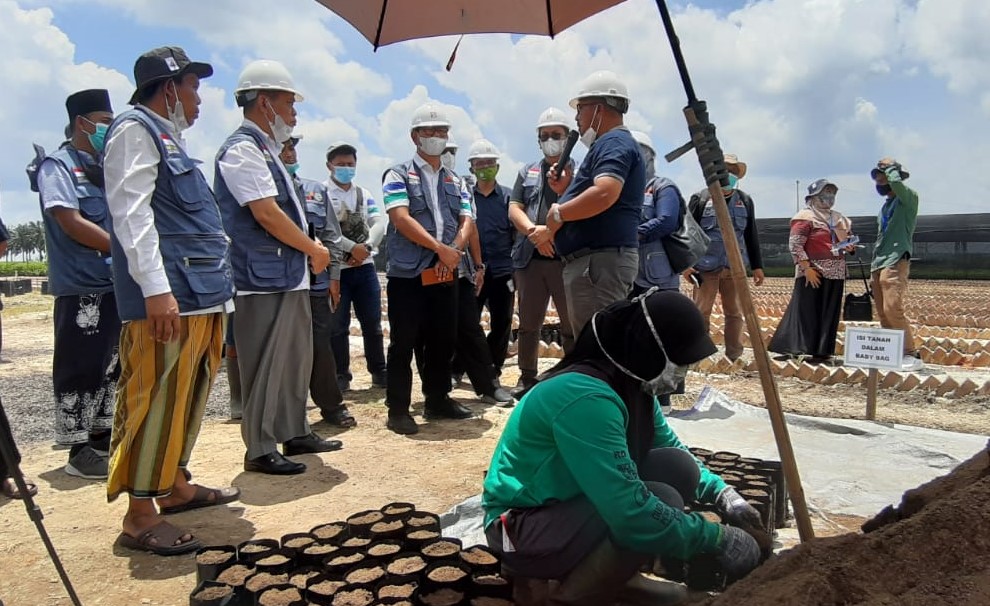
[418,136,448,157]
[591,287,687,397]
[440,151,456,172]
[540,139,565,158]
[166,81,190,133]
[264,98,294,145]
[579,105,601,148]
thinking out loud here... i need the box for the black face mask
[876,183,892,197]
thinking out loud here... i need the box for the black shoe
[386,412,419,435]
[510,374,537,399]
[337,378,351,392]
[244,451,306,475]
[480,386,515,407]
[424,396,473,420]
[450,373,464,389]
[371,371,388,389]
[283,432,344,455]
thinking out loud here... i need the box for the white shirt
[104,106,232,316]
[325,180,386,269]
[217,119,309,295]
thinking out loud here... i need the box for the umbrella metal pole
[652,0,815,542]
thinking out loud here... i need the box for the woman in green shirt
[482,290,763,605]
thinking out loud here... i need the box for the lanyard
[880,199,898,233]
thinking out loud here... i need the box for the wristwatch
[365,243,374,254]
[474,263,486,273]
[552,206,563,224]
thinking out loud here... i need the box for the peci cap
[65,89,113,122]
[326,141,357,161]
[129,46,213,105]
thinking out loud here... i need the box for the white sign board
[843,327,904,370]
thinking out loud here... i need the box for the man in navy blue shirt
[546,70,644,337]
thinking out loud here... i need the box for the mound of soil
[702,442,990,606]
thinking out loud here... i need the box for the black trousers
[485,447,701,580]
[476,272,515,372]
[451,278,498,395]
[386,276,458,412]
[310,295,344,416]
[0,397,17,479]
[769,277,844,358]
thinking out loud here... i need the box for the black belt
[560,247,636,263]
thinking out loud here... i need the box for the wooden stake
[684,107,815,542]
[866,368,879,420]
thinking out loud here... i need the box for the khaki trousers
[693,268,745,360]
[871,258,915,354]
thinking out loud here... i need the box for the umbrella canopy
[314,0,628,48]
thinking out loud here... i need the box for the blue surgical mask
[83,118,109,154]
[333,166,356,184]
[285,162,300,176]
[723,173,739,191]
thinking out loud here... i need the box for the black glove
[716,525,762,578]
[716,486,764,529]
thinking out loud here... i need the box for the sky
[1,0,989,228]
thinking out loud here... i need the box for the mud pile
[704,441,990,606]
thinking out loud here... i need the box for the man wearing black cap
[35,89,121,480]
[103,47,239,556]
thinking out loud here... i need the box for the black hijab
[542,291,716,462]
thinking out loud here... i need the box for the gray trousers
[515,259,574,375]
[234,290,313,459]
[562,249,638,338]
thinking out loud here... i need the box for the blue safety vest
[39,146,114,296]
[106,107,234,321]
[694,190,751,272]
[635,176,683,290]
[383,160,463,279]
[297,176,334,295]
[215,126,306,292]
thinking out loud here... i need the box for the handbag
[843,262,873,322]
[662,195,711,274]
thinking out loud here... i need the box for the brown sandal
[2,476,38,499]
[116,520,201,556]
[159,484,240,515]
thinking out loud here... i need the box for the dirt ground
[0,282,987,605]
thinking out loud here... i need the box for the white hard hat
[235,60,304,102]
[569,70,629,112]
[536,107,570,130]
[444,136,458,152]
[631,130,655,155]
[410,102,450,130]
[467,139,500,162]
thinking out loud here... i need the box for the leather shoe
[386,412,419,435]
[283,432,344,455]
[371,371,388,389]
[244,451,306,475]
[424,396,473,420]
[480,386,515,408]
[511,373,538,399]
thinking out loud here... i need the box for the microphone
[552,130,580,177]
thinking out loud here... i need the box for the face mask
[474,166,498,182]
[813,193,835,209]
[440,151,456,172]
[166,82,190,132]
[590,287,687,397]
[82,118,109,153]
[579,105,601,148]
[418,136,448,157]
[723,173,739,191]
[333,166,356,184]
[264,98,294,145]
[540,139,565,158]
[876,183,892,196]
[285,162,300,176]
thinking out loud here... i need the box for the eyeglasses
[575,102,600,114]
[538,132,566,142]
[418,127,449,137]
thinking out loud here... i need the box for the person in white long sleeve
[104,46,239,556]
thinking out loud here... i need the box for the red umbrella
[312,0,815,544]
[312,0,628,49]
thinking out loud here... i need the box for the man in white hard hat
[684,153,764,361]
[325,141,389,395]
[449,139,514,407]
[381,102,474,435]
[278,135,354,428]
[104,46,238,555]
[545,70,645,339]
[507,107,576,396]
[215,59,341,475]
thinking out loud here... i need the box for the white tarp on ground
[442,387,987,545]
